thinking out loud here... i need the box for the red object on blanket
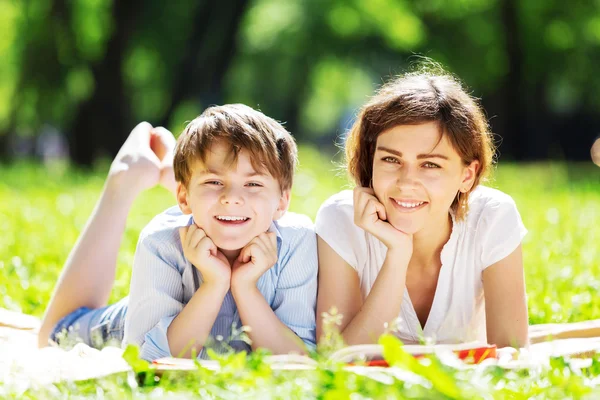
[358,344,497,367]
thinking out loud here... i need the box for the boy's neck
[221,248,242,267]
[410,213,452,267]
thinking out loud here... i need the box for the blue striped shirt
[123,206,317,361]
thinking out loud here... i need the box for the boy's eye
[423,162,440,169]
[246,182,263,187]
[206,180,223,185]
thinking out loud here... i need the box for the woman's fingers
[354,187,386,227]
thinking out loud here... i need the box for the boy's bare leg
[38,122,177,347]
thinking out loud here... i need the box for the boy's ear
[461,160,480,192]
[273,189,291,220]
[176,182,193,214]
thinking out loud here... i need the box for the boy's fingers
[261,232,277,256]
[255,233,270,250]
[197,235,216,255]
[188,226,207,248]
[253,237,269,258]
[179,227,188,245]
[239,245,252,263]
[267,232,277,252]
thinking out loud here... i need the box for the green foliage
[1,155,600,397]
[380,334,460,398]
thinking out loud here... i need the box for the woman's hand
[353,187,413,257]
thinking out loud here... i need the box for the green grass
[1,147,600,398]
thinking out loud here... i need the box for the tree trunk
[500,0,529,160]
[67,0,142,166]
[159,0,250,128]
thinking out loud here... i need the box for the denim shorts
[49,296,128,349]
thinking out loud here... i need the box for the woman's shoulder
[469,185,517,206]
[316,190,354,220]
[315,190,369,270]
[464,186,527,269]
[466,185,519,224]
[321,189,354,206]
[315,190,357,234]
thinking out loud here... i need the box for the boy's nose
[220,188,244,205]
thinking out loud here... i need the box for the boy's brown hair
[345,70,495,220]
[174,104,298,191]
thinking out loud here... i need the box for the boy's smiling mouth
[214,215,250,225]
[390,198,428,212]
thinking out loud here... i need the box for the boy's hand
[231,232,278,290]
[353,187,413,256]
[179,225,231,288]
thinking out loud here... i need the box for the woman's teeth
[395,200,424,208]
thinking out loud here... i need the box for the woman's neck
[411,213,453,267]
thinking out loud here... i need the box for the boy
[41,105,317,361]
[124,104,317,360]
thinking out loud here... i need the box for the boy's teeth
[395,200,424,208]
[216,216,248,221]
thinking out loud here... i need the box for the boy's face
[177,141,290,251]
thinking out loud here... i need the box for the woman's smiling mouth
[390,198,428,212]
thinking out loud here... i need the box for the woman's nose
[396,164,420,187]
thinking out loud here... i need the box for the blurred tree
[1,0,599,163]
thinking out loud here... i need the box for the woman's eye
[382,156,399,163]
[423,162,440,169]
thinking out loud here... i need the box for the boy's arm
[125,228,228,361]
[231,229,317,354]
[232,286,308,354]
[166,280,229,358]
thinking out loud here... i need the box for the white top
[315,185,527,344]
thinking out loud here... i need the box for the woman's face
[371,122,479,234]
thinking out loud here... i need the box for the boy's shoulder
[139,205,190,244]
[274,211,314,235]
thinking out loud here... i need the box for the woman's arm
[316,236,410,345]
[482,244,529,348]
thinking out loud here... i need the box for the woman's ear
[177,182,193,214]
[461,160,480,192]
[273,190,291,220]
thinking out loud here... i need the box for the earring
[457,190,467,209]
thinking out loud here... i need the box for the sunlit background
[0,0,599,324]
[2,1,600,397]
[1,0,600,163]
